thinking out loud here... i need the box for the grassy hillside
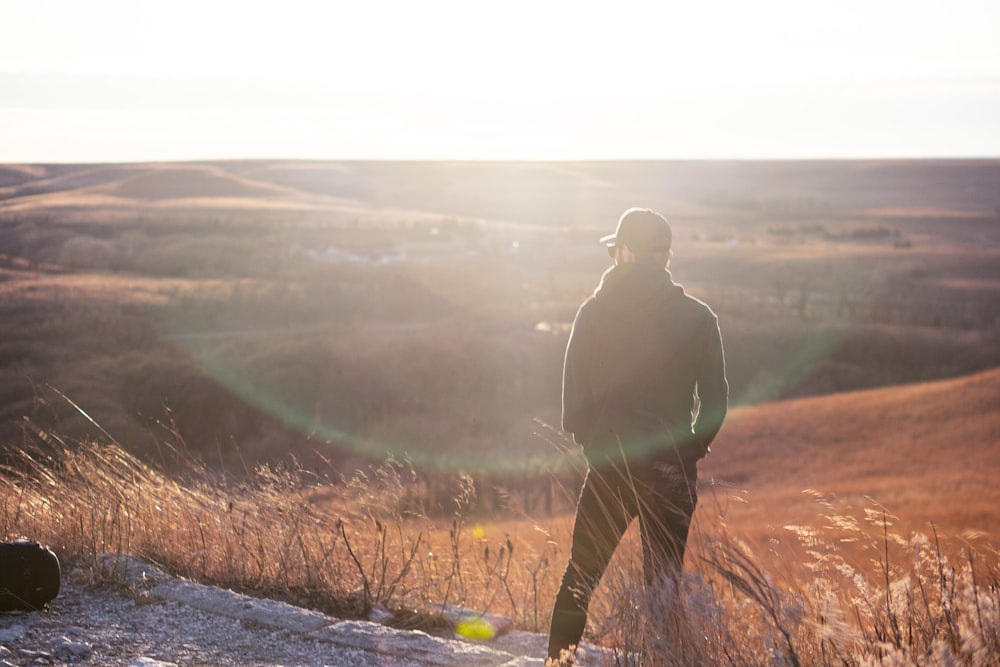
[1,158,997,664]
[3,363,999,665]
[2,159,999,479]
[701,365,1000,545]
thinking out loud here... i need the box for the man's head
[600,208,672,266]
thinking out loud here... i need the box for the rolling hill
[1,159,997,519]
[3,159,999,226]
[702,364,1000,543]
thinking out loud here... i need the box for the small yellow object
[455,617,496,641]
[472,524,485,539]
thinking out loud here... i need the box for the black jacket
[562,262,728,462]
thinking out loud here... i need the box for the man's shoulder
[673,287,719,324]
[574,294,598,316]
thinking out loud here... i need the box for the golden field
[2,159,999,664]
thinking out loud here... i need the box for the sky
[2,0,999,163]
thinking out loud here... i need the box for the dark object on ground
[0,540,61,611]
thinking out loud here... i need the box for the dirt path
[0,556,582,666]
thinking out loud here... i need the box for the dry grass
[4,368,1000,665]
[557,480,1000,666]
[0,433,570,629]
[701,365,1000,545]
[3,429,999,666]
[3,361,998,667]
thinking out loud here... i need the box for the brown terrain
[1,159,1000,665]
[1,158,998,521]
[701,365,1000,547]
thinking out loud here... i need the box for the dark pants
[547,449,698,662]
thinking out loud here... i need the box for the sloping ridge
[0,164,49,188]
[0,163,304,202]
[106,163,306,201]
[0,164,126,200]
[704,366,1000,534]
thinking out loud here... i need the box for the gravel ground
[0,556,588,667]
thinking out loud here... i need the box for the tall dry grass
[2,432,999,666]
[581,486,1000,666]
[1,431,568,628]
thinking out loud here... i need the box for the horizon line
[5,155,1000,167]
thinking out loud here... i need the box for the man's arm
[692,314,728,455]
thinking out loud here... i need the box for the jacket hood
[592,263,685,312]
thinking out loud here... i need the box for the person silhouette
[547,208,728,664]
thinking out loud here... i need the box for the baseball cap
[600,208,672,253]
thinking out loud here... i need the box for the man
[547,208,728,663]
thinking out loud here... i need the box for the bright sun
[3,1,1000,161]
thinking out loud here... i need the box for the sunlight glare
[3,0,1000,160]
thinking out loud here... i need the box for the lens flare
[454,616,498,642]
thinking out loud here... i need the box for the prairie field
[2,159,1000,664]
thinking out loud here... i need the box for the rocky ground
[0,556,610,666]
